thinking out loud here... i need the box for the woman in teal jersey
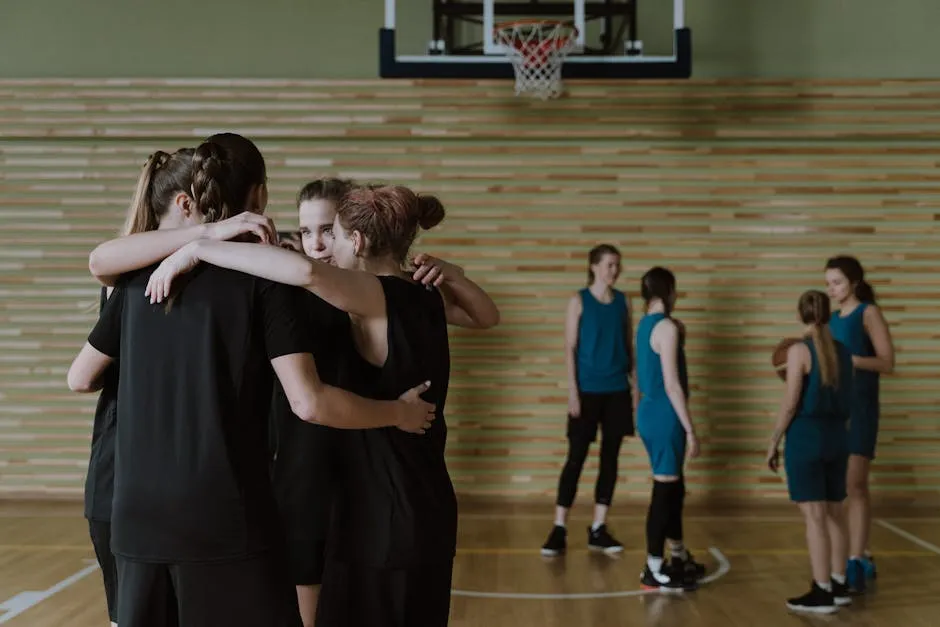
[634,267,703,591]
[824,256,894,591]
[541,244,635,557]
[766,290,853,614]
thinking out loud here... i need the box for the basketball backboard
[380,0,690,79]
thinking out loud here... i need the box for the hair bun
[417,194,445,230]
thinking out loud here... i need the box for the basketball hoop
[494,19,579,100]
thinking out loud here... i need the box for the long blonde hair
[798,290,838,387]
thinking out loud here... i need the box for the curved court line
[451,546,729,600]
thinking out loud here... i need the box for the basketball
[771,337,802,381]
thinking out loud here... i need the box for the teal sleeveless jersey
[576,288,630,393]
[828,303,879,402]
[635,312,688,404]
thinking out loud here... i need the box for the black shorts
[316,559,453,627]
[272,423,336,586]
[115,553,301,627]
[89,519,119,623]
[568,389,634,443]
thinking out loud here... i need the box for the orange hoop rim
[493,18,580,39]
[494,19,579,56]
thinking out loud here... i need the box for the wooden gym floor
[1,501,938,626]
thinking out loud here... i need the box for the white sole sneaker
[786,602,838,614]
[588,544,624,554]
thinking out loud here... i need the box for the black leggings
[646,477,686,558]
[556,390,632,508]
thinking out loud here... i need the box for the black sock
[664,477,685,543]
[646,480,671,559]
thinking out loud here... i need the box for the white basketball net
[495,21,579,100]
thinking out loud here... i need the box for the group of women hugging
[539,244,894,615]
[67,133,500,627]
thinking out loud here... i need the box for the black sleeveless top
[327,275,457,569]
[84,286,119,521]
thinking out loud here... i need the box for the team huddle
[65,132,894,626]
[67,133,499,627]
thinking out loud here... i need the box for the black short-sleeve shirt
[88,263,310,563]
[83,286,120,522]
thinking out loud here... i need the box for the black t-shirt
[328,275,457,569]
[88,263,310,563]
[268,291,351,534]
[84,286,119,522]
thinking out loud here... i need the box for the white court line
[451,546,729,600]
[0,561,99,624]
[458,513,804,523]
[876,519,940,555]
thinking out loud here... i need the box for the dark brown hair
[122,148,195,235]
[297,177,355,208]
[336,184,445,263]
[165,133,265,313]
[191,133,266,223]
[825,255,876,304]
[587,244,621,285]
[641,266,676,316]
[798,289,838,388]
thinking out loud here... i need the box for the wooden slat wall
[1,79,939,502]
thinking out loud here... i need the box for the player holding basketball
[541,244,635,557]
[634,267,703,591]
[766,290,853,614]
[824,256,894,592]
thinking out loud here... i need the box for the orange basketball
[771,337,802,381]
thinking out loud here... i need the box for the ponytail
[121,151,170,236]
[811,324,839,388]
[855,279,876,304]
[191,142,228,223]
[798,289,839,388]
[120,148,196,236]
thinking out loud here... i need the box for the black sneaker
[831,578,852,607]
[587,524,624,554]
[541,525,567,556]
[640,563,695,592]
[670,551,706,583]
[786,581,838,614]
